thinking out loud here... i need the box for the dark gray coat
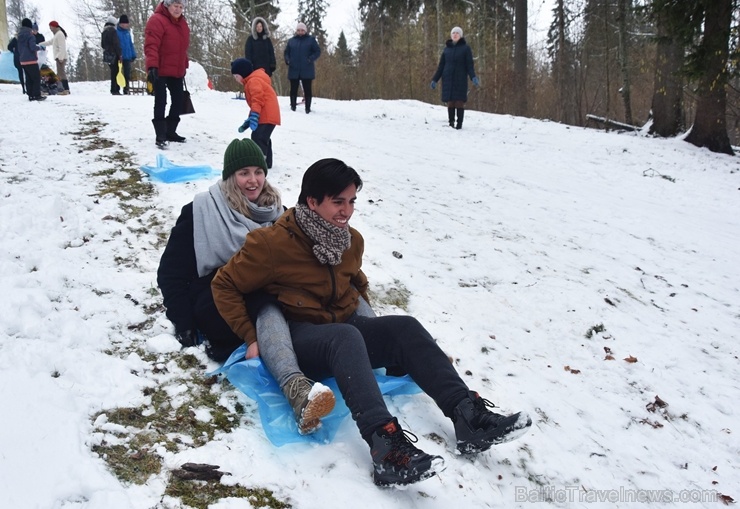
[284,33,320,80]
[431,38,477,103]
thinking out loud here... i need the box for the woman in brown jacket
[212,158,532,487]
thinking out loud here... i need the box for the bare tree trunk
[684,0,734,155]
[616,0,632,125]
[436,0,442,47]
[513,0,527,116]
[0,0,8,51]
[649,9,683,137]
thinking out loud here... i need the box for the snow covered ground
[1,75,738,509]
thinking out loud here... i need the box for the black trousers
[15,65,26,93]
[289,314,470,443]
[153,76,184,121]
[193,286,279,362]
[289,79,313,110]
[251,124,275,168]
[22,64,41,99]
[121,59,132,92]
[108,61,120,93]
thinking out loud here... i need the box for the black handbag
[103,50,115,64]
[182,80,195,115]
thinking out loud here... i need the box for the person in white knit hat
[430,25,480,129]
[284,21,321,113]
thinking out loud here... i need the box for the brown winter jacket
[212,208,370,346]
[144,2,190,78]
[241,68,281,126]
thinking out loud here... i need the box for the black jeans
[289,79,312,110]
[289,314,470,443]
[251,124,275,168]
[153,76,184,121]
[22,64,41,99]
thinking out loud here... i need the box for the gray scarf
[192,183,281,277]
[294,204,351,266]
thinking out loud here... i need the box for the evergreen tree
[298,0,327,47]
[651,0,734,154]
[336,30,353,66]
[71,39,107,82]
[547,0,578,124]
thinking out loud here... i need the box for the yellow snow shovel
[116,61,126,88]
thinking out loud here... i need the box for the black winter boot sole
[374,456,445,487]
[370,419,446,487]
[456,411,532,454]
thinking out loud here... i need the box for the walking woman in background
[40,21,70,95]
[430,26,479,130]
[145,0,190,147]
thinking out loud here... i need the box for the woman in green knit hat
[157,138,368,434]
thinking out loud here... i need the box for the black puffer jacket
[157,202,278,361]
[244,17,276,76]
[431,37,477,103]
[101,24,121,59]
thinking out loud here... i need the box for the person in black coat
[7,33,26,94]
[244,17,276,77]
[284,22,321,113]
[101,17,123,95]
[430,26,479,129]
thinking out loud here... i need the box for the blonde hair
[220,175,281,218]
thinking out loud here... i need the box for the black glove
[147,67,159,83]
[175,329,199,348]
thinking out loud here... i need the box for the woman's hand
[246,341,260,359]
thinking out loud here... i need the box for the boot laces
[472,395,503,426]
[385,429,421,466]
[286,376,313,401]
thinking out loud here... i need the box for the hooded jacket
[17,26,39,65]
[117,24,138,61]
[431,37,477,103]
[284,32,321,80]
[241,68,281,126]
[144,2,190,78]
[101,24,121,58]
[244,17,276,76]
[212,208,369,346]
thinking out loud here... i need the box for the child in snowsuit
[231,58,281,169]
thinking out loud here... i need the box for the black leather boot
[152,119,168,147]
[456,108,464,129]
[166,117,186,142]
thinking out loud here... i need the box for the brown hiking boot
[283,375,336,435]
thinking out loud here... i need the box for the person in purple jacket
[16,18,45,102]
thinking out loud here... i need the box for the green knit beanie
[222,138,268,180]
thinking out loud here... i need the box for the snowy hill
[0,80,738,509]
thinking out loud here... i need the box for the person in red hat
[39,21,70,95]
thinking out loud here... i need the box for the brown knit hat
[222,138,268,180]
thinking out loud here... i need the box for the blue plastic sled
[139,154,219,183]
[210,344,421,446]
[0,51,20,83]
